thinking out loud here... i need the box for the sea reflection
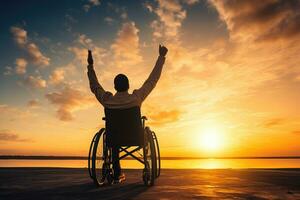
[0,159,300,168]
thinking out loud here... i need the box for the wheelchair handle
[141,116,148,120]
[102,116,147,121]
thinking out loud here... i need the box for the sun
[200,127,222,152]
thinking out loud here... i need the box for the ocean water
[0,159,300,169]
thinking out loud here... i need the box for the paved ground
[0,168,300,199]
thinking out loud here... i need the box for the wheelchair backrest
[104,106,144,147]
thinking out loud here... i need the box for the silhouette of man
[87,45,168,183]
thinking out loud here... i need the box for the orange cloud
[263,118,285,128]
[26,43,50,66]
[27,99,40,108]
[23,75,47,89]
[291,130,300,135]
[10,27,27,46]
[146,0,197,42]
[111,22,142,67]
[0,129,32,142]
[15,58,27,74]
[10,26,50,67]
[68,34,106,67]
[209,0,300,42]
[45,86,95,121]
[155,0,186,38]
[49,68,65,85]
[148,109,182,126]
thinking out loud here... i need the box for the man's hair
[114,74,129,92]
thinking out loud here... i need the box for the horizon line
[1,155,300,160]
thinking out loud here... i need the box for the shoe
[99,176,106,185]
[113,173,126,184]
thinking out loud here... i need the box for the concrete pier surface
[1,168,300,199]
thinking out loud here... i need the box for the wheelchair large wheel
[143,127,156,186]
[152,131,161,178]
[91,128,113,186]
[88,132,99,178]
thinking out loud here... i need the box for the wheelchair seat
[104,106,144,147]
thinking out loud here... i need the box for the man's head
[114,74,129,92]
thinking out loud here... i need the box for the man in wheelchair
[87,45,168,185]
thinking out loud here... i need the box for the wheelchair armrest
[141,116,148,120]
[102,117,106,121]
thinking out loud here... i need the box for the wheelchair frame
[88,116,161,186]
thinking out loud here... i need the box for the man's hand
[87,50,94,70]
[159,44,168,57]
[88,50,93,64]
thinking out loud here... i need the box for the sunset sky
[0,0,300,157]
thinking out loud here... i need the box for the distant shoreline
[1,155,300,160]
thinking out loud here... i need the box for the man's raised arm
[134,45,168,102]
[87,50,107,104]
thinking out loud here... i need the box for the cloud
[121,12,128,20]
[0,104,10,112]
[10,26,27,46]
[111,22,142,67]
[77,34,93,47]
[144,2,154,12]
[155,0,186,38]
[45,86,95,121]
[107,3,128,20]
[26,43,50,66]
[291,130,300,135]
[83,0,101,12]
[83,5,90,12]
[0,104,23,115]
[64,14,78,32]
[148,109,182,126]
[68,34,106,66]
[15,58,28,74]
[3,66,13,75]
[104,17,115,25]
[146,0,198,41]
[262,118,285,128]
[10,26,50,67]
[89,0,100,6]
[49,68,65,85]
[0,129,31,142]
[209,0,300,42]
[68,46,87,65]
[23,75,47,88]
[0,104,32,121]
[183,0,199,5]
[27,99,40,108]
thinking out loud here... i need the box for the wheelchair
[88,106,161,186]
